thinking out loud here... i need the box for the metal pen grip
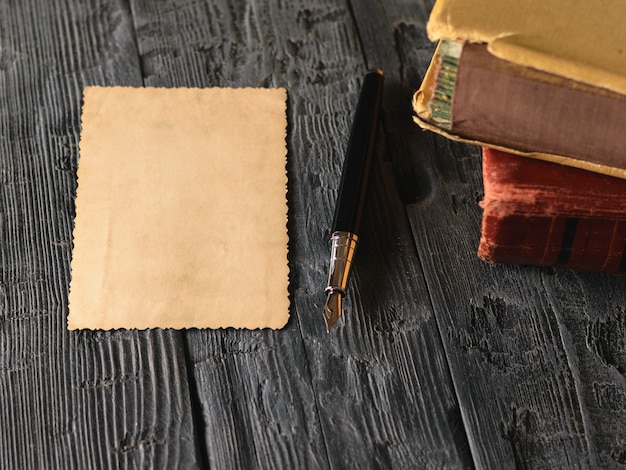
[325,231,359,295]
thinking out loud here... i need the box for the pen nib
[323,291,342,332]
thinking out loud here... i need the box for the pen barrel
[332,70,384,234]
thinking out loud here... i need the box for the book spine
[428,41,626,174]
[428,40,463,130]
[479,147,626,274]
[478,213,626,274]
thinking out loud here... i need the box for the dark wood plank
[129,0,472,467]
[349,0,438,207]
[355,2,626,467]
[346,2,624,468]
[0,1,201,467]
[403,74,626,468]
[9,0,624,468]
[542,272,626,468]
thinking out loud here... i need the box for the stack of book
[413,0,626,275]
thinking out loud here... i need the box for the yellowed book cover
[413,0,626,180]
[427,0,626,95]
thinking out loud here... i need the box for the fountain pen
[323,69,384,332]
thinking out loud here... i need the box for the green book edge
[428,40,463,130]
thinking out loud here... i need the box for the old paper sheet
[68,86,289,330]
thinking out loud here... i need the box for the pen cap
[332,70,384,234]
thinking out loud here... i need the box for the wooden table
[3,1,626,468]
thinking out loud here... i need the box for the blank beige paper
[68,86,289,330]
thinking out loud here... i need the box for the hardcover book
[412,0,626,179]
[413,40,626,179]
[425,0,626,94]
[479,148,626,274]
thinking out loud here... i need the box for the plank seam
[540,272,598,467]
[292,310,333,467]
[181,332,211,469]
[405,206,479,468]
[122,0,147,86]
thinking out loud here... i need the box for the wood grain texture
[373,4,626,466]
[0,1,200,468]
[543,272,626,468]
[4,0,626,468]
[404,107,626,466]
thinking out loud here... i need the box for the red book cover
[478,147,626,274]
